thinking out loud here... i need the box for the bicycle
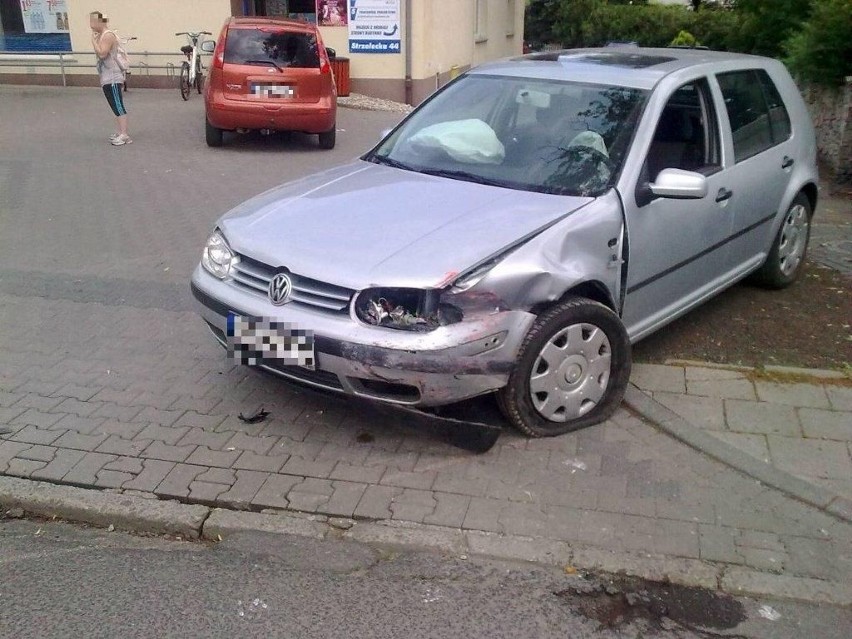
[176,31,211,101]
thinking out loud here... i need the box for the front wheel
[498,297,631,437]
[179,61,191,101]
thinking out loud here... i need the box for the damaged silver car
[191,48,818,437]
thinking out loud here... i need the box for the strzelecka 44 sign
[348,0,401,54]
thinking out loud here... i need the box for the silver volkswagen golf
[191,48,818,437]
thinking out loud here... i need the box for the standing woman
[90,11,131,146]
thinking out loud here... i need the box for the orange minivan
[204,17,337,149]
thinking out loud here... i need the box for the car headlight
[201,230,238,279]
[354,287,463,332]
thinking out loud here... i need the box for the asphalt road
[2,518,850,639]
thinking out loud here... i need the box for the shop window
[0,0,71,52]
[251,0,317,21]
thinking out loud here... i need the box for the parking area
[2,86,851,592]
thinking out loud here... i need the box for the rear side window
[758,70,792,143]
[224,29,320,68]
[717,70,791,163]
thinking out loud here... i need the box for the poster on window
[19,0,69,34]
[348,0,400,54]
[316,0,348,26]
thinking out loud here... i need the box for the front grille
[230,254,354,313]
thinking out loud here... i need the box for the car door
[713,69,795,272]
[620,78,735,341]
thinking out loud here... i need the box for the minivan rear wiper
[245,59,283,72]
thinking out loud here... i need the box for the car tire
[318,125,336,150]
[206,118,224,147]
[498,297,631,438]
[750,193,812,289]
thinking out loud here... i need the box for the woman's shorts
[102,83,127,117]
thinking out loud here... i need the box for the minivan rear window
[224,29,320,68]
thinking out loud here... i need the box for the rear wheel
[750,193,812,289]
[179,62,191,101]
[318,125,336,150]
[498,297,631,437]
[205,118,223,147]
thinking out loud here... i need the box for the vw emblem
[268,273,293,306]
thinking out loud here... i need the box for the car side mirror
[326,47,336,59]
[200,40,216,53]
[649,168,708,200]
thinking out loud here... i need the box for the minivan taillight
[213,27,227,69]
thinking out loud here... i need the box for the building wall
[68,0,232,55]
[1,0,525,104]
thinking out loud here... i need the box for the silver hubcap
[778,204,809,277]
[529,323,611,423]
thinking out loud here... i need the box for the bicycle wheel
[194,59,203,93]
[179,61,191,101]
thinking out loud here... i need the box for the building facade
[0,0,524,104]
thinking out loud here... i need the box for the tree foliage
[524,0,848,85]
[785,0,852,85]
[731,0,813,56]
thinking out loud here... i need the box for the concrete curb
[0,476,209,538]
[2,476,851,606]
[623,384,852,524]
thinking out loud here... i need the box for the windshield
[367,75,647,196]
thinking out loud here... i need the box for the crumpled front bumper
[191,265,535,407]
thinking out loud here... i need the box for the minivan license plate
[227,313,314,369]
[250,83,295,98]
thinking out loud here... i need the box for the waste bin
[331,56,351,97]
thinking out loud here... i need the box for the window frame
[716,69,788,164]
[474,0,488,43]
[506,0,516,37]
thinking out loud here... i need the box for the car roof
[227,16,317,32]
[472,47,771,90]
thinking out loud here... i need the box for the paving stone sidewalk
[2,292,851,594]
[1,86,850,599]
[631,363,852,502]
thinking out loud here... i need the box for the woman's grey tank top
[97,32,125,86]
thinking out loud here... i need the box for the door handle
[782,156,795,169]
[715,187,733,203]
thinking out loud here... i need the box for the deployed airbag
[407,119,505,165]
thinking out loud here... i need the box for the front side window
[718,70,781,163]
[645,79,721,182]
[366,75,648,197]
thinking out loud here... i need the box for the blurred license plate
[250,83,295,98]
[227,314,314,369]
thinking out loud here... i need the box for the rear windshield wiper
[418,168,510,188]
[244,59,283,72]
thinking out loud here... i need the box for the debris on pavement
[758,604,781,621]
[238,406,270,424]
[563,459,588,472]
